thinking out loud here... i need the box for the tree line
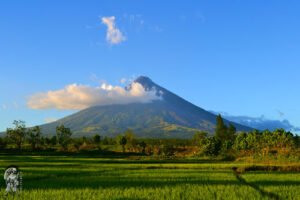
[0,116,299,160]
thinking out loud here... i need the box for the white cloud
[2,104,7,110]
[44,118,57,123]
[101,16,126,45]
[27,82,160,110]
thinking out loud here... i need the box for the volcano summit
[39,76,252,138]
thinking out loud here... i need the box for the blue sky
[1,1,300,133]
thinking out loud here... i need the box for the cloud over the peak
[44,118,57,123]
[101,16,126,45]
[27,82,160,110]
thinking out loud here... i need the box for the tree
[120,136,127,153]
[73,139,82,152]
[140,141,147,154]
[234,132,248,151]
[221,139,234,154]
[203,136,221,156]
[0,137,8,150]
[56,124,72,150]
[50,136,57,146]
[93,134,101,150]
[192,131,208,146]
[102,137,109,145]
[294,135,300,148]
[227,124,236,141]
[6,120,27,151]
[124,129,136,151]
[27,126,42,151]
[215,114,228,143]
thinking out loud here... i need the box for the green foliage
[93,134,101,144]
[27,126,42,150]
[116,134,127,153]
[0,137,7,150]
[215,114,228,142]
[140,141,147,154]
[227,124,236,141]
[233,128,298,158]
[192,131,207,146]
[50,135,57,146]
[93,134,101,150]
[6,120,27,151]
[233,132,248,151]
[203,136,222,156]
[56,124,72,150]
[124,129,136,151]
[215,115,236,143]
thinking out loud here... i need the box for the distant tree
[82,136,89,144]
[140,141,147,154]
[124,129,136,151]
[294,135,300,148]
[56,124,72,150]
[40,136,45,146]
[0,137,8,150]
[227,124,236,141]
[120,136,127,153]
[221,139,234,154]
[73,139,82,151]
[93,134,101,150]
[192,131,208,146]
[234,132,248,151]
[45,137,51,146]
[101,137,108,145]
[6,120,27,151]
[215,114,228,143]
[27,126,42,151]
[50,135,57,146]
[203,136,221,156]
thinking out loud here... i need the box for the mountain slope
[38,76,252,138]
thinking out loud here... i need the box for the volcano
[38,76,252,138]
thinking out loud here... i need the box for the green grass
[0,155,298,199]
[241,171,300,200]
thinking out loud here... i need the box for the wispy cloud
[211,111,300,132]
[101,16,126,45]
[44,118,57,123]
[90,73,106,85]
[27,81,160,110]
[2,104,7,110]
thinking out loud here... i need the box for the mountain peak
[37,75,253,138]
[134,76,156,91]
[135,76,153,84]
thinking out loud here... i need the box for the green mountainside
[38,76,252,138]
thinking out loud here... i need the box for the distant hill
[35,76,252,138]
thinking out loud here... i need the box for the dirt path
[232,168,280,200]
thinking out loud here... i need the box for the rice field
[0,156,299,200]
